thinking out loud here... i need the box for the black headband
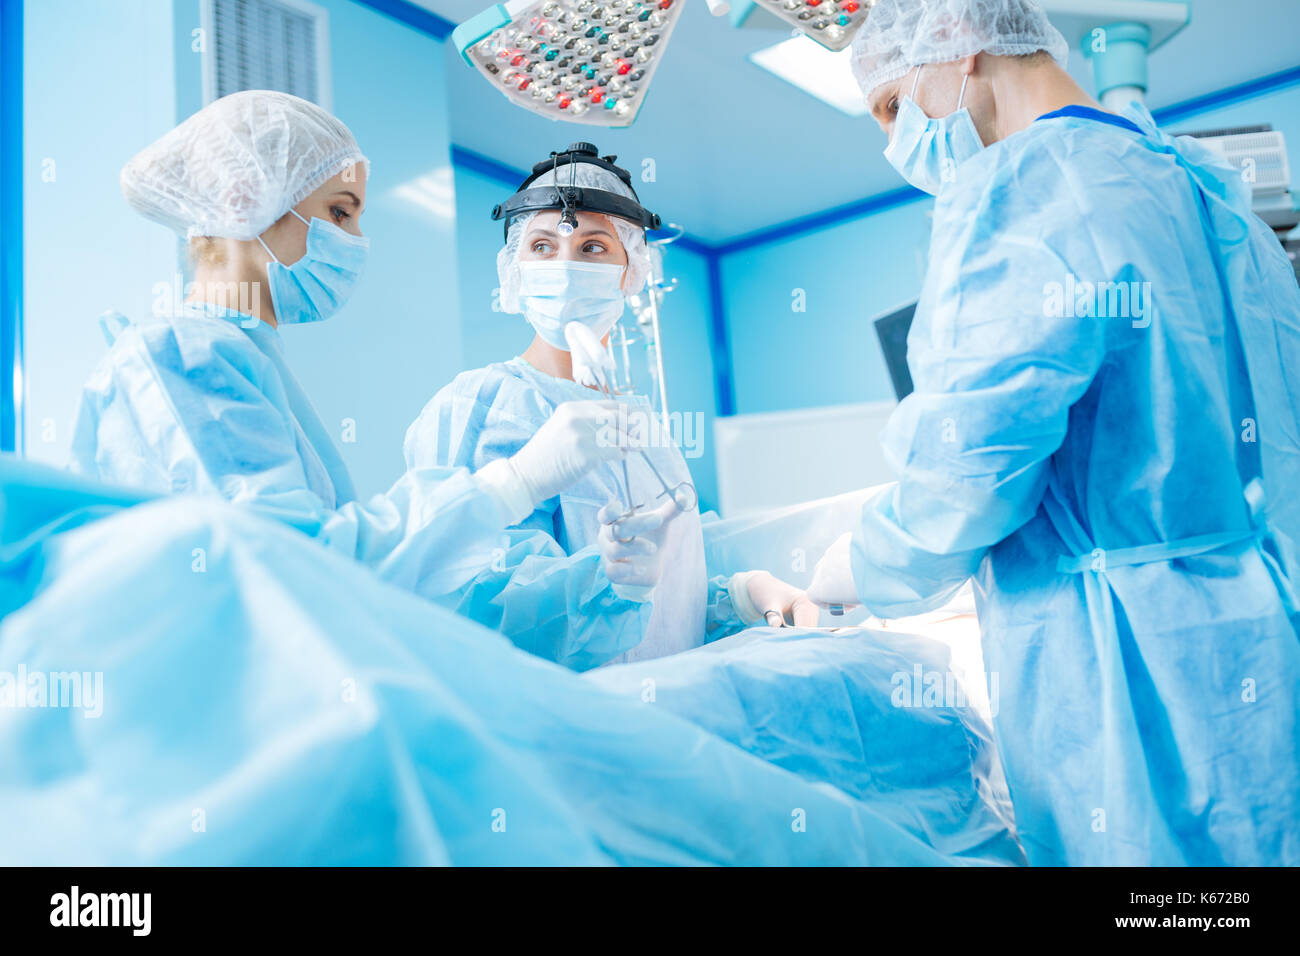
[490,142,662,240]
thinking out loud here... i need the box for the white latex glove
[806,531,862,608]
[728,570,820,628]
[564,321,616,391]
[474,400,634,524]
[597,497,681,602]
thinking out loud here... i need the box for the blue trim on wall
[1,0,23,453]
[662,231,712,257]
[349,0,455,39]
[451,144,526,186]
[704,252,735,417]
[714,186,927,256]
[1153,63,1300,126]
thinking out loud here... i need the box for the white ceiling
[412,0,1300,243]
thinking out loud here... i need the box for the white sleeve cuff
[472,458,536,526]
[612,582,656,604]
[727,571,765,626]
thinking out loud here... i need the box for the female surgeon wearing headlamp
[404,149,819,668]
[71,91,635,602]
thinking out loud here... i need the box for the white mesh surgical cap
[850,0,1069,101]
[120,90,370,240]
[496,163,652,315]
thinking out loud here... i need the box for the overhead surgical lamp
[729,0,873,53]
[453,0,732,127]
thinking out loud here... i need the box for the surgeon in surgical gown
[807,0,1300,866]
[404,152,820,668]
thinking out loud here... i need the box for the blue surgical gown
[405,357,736,666]
[0,457,970,866]
[69,302,507,600]
[851,103,1300,865]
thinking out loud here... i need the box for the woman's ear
[189,236,231,269]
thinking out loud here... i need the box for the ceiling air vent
[201,0,331,109]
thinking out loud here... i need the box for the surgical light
[732,0,874,53]
[453,0,711,128]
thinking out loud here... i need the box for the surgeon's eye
[330,205,351,224]
[888,96,899,116]
[530,239,555,255]
[581,240,609,256]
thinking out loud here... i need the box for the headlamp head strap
[490,141,662,240]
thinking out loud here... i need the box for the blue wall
[22,0,178,466]
[453,164,532,371]
[718,197,933,414]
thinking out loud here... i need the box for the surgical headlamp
[491,142,662,240]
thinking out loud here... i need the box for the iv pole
[644,223,683,432]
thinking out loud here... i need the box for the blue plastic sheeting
[588,627,1024,865]
[0,458,987,865]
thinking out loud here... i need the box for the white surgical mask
[884,66,985,196]
[517,260,626,350]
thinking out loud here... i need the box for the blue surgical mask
[517,260,626,350]
[884,67,985,196]
[257,208,370,325]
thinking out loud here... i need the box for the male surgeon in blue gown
[808,0,1300,866]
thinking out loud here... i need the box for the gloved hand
[597,497,681,603]
[473,400,634,525]
[806,532,862,608]
[564,321,616,391]
[728,570,820,628]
